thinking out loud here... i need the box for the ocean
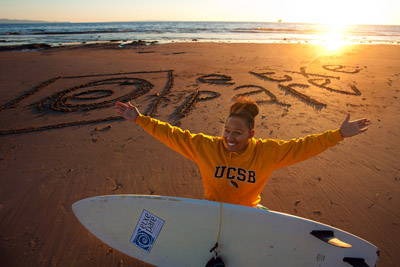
[1,21,399,47]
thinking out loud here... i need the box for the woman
[115,97,370,208]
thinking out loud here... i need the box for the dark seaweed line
[0,77,60,112]
[176,90,221,118]
[0,70,165,112]
[196,74,235,85]
[322,65,360,74]
[249,71,292,83]
[307,79,361,95]
[31,30,135,35]
[64,70,172,79]
[0,116,124,136]
[278,83,327,109]
[234,85,291,107]
[197,90,221,102]
[72,89,114,100]
[177,91,199,117]
[0,71,175,136]
[284,70,340,80]
[145,70,174,117]
[44,78,152,112]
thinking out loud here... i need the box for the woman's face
[223,116,254,153]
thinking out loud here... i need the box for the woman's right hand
[115,101,140,122]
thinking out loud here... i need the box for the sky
[1,0,399,25]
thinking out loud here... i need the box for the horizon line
[1,18,399,27]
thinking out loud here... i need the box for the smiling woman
[115,94,370,208]
[223,97,258,153]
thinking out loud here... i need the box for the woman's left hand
[339,114,371,138]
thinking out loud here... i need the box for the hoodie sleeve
[269,129,344,169]
[135,114,209,162]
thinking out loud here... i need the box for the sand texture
[0,43,399,266]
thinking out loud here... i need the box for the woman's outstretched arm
[115,101,209,162]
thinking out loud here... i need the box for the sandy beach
[0,42,399,266]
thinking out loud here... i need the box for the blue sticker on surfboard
[131,210,165,253]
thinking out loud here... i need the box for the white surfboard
[72,195,379,267]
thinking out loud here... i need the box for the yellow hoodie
[136,114,343,207]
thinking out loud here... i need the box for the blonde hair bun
[229,96,259,129]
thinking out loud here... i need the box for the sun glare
[324,32,346,50]
[321,23,347,51]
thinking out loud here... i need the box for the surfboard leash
[210,202,223,253]
[206,202,225,267]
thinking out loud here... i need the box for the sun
[324,32,346,51]
[321,23,348,51]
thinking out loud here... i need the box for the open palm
[115,102,139,122]
[339,114,371,138]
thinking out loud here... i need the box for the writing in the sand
[0,65,361,135]
[182,65,362,115]
[214,166,256,184]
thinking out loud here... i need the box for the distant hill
[0,19,68,24]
